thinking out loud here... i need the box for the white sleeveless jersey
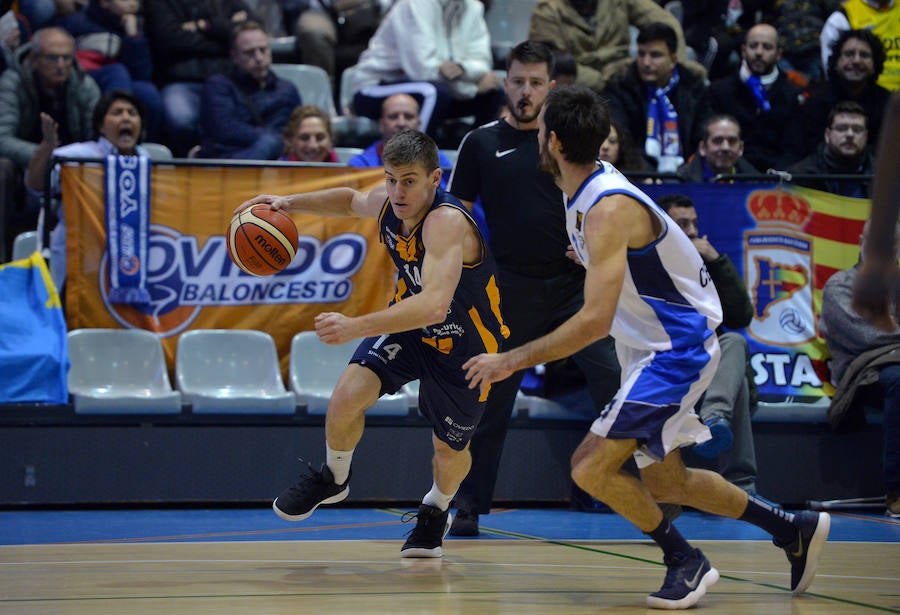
[566,162,723,351]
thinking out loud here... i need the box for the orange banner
[62,163,395,378]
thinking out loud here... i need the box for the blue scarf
[645,68,683,173]
[105,153,151,304]
[741,61,776,112]
[745,75,771,112]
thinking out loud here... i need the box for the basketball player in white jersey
[463,84,831,610]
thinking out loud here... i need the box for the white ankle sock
[422,482,455,511]
[326,443,353,484]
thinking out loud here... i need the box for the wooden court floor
[2,536,898,614]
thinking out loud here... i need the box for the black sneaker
[448,509,479,536]
[400,504,452,558]
[272,463,350,522]
[775,510,830,594]
[646,547,719,609]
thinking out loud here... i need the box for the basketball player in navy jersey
[236,129,509,558]
[463,85,830,610]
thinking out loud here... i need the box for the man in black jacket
[790,100,874,198]
[659,194,762,497]
[708,23,806,172]
[605,22,711,174]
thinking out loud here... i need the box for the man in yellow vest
[821,0,900,91]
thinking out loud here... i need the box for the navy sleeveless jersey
[377,187,510,358]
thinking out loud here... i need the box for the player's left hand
[463,352,514,398]
[314,312,356,345]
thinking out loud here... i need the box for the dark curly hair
[828,29,886,81]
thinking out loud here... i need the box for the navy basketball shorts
[351,330,488,451]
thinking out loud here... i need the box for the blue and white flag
[0,252,69,404]
[105,154,151,304]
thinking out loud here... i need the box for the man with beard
[464,83,831,610]
[445,40,620,536]
[820,0,900,91]
[790,100,874,197]
[676,115,759,182]
[708,23,806,171]
[802,29,891,156]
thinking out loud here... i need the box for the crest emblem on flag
[744,190,816,346]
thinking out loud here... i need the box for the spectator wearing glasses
[0,26,99,260]
[790,100,874,198]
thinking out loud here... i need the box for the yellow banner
[61,163,395,378]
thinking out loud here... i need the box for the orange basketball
[227,205,299,276]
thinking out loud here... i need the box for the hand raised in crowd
[691,235,720,261]
[39,112,59,149]
[121,13,138,38]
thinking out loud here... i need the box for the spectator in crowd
[789,100,874,197]
[348,93,454,176]
[708,23,806,172]
[659,194,762,498]
[19,0,82,31]
[802,28,891,156]
[820,217,900,519]
[677,114,760,182]
[59,0,164,142]
[288,0,392,92]
[821,0,899,92]
[196,21,299,160]
[772,0,841,85]
[347,0,503,146]
[446,40,619,536]
[0,5,26,75]
[605,22,712,173]
[598,115,652,173]
[280,104,338,162]
[681,0,775,82]
[0,26,99,260]
[24,89,148,291]
[528,0,706,93]
[143,0,255,156]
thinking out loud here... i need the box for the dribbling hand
[234,194,290,215]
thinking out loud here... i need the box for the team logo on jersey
[396,234,419,262]
[744,190,815,346]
